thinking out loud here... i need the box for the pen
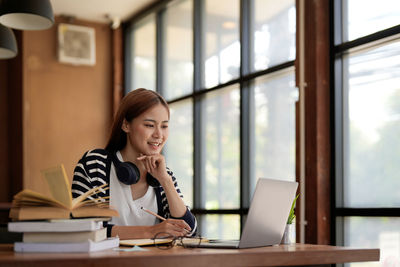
[141,206,191,234]
[141,207,166,221]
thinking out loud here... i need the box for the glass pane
[252,0,296,72]
[344,0,400,42]
[163,0,193,100]
[164,99,193,208]
[204,0,240,88]
[251,68,297,192]
[130,15,156,91]
[343,39,400,207]
[199,214,240,240]
[201,85,240,209]
[341,217,400,267]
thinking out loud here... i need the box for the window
[252,0,296,71]
[334,0,400,266]
[125,0,296,239]
[343,0,400,42]
[163,0,193,100]
[343,40,400,208]
[164,99,194,208]
[201,85,240,210]
[203,0,240,88]
[200,214,240,239]
[126,14,156,91]
[251,68,297,192]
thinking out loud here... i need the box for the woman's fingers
[144,159,153,173]
[151,157,157,169]
[137,154,165,175]
[138,156,154,173]
[136,154,169,184]
[166,219,191,233]
[170,219,191,231]
[157,219,191,236]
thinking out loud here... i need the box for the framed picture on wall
[58,23,96,66]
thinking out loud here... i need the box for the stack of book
[8,218,119,253]
[8,165,120,253]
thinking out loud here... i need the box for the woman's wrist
[158,174,173,188]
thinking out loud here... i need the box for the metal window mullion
[193,98,203,209]
[334,54,345,246]
[336,208,400,217]
[335,25,400,54]
[240,85,251,211]
[338,0,346,45]
[239,0,252,232]
[193,0,204,210]
[156,9,165,95]
[333,0,345,249]
[240,0,252,77]
[167,60,295,104]
[193,0,204,91]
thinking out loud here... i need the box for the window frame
[332,0,400,248]
[123,0,297,237]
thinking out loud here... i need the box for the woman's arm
[158,175,187,218]
[162,177,197,235]
[71,149,109,199]
[71,151,93,198]
[137,154,197,234]
[138,154,187,217]
[111,218,191,239]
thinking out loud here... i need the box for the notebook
[189,178,298,249]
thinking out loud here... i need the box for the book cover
[14,237,120,253]
[9,164,119,220]
[8,218,104,233]
[119,238,172,247]
[23,228,107,243]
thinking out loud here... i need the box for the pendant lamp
[0,23,17,59]
[0,0,54,30]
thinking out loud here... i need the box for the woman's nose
[152,126,161,137]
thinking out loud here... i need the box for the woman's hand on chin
[137,153,170,185]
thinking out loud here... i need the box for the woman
[71,88,196,239]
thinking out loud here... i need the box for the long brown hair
[105,88,170,151]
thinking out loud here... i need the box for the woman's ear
[121,119,130,133]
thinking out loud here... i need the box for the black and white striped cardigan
[71,149,197,236]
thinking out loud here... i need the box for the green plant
[287,194,299,224]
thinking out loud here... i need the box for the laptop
[189,178,298,249]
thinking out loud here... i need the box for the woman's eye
[162,125,169,129]
[145,124,154,128]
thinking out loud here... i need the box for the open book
[9,164,119,220]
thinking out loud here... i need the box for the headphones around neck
[109,151,160,187]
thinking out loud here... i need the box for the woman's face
[123,103,169,156]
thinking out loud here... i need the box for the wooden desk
[0,243,379,267]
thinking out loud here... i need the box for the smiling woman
[71,88,197,240]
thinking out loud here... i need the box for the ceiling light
[0,0,54,30]
[0,23,17,59]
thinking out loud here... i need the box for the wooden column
[0,30,23,223]
[112,26,124,116]
[296,0,331,244]
[7,31,24,202]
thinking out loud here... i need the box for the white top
[110,151,158,226]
